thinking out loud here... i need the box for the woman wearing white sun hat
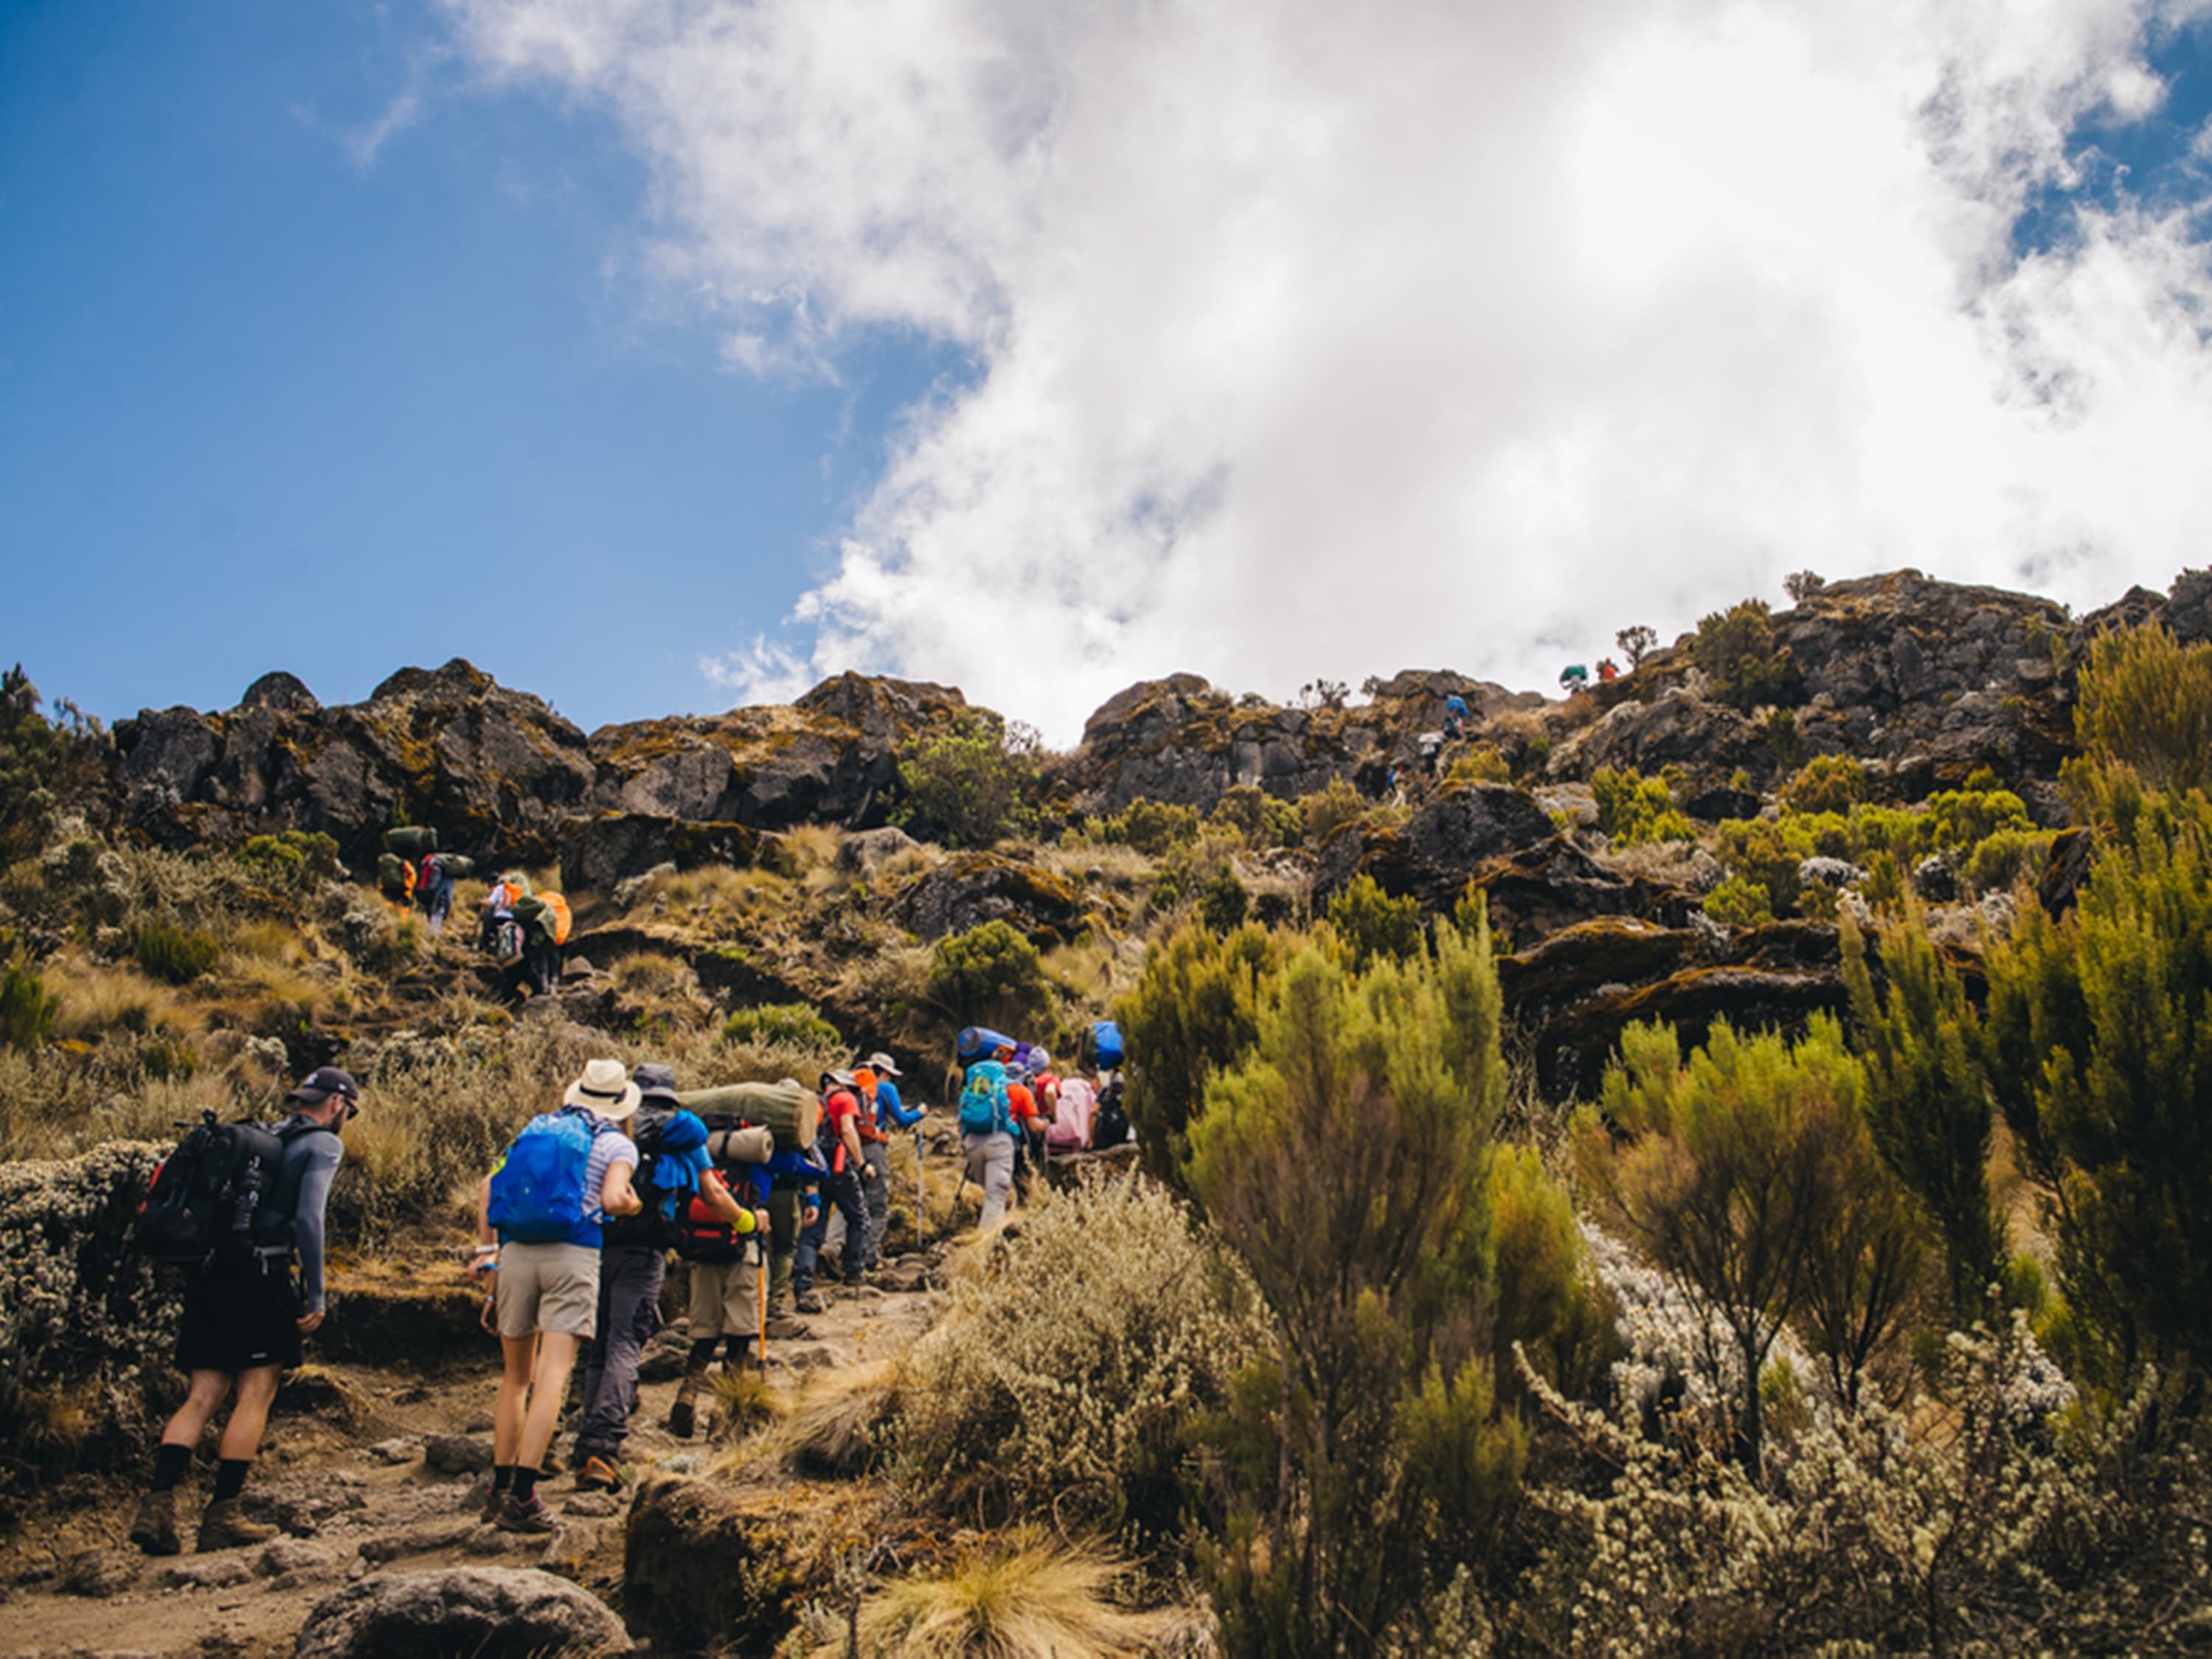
[474,1057,643,1533]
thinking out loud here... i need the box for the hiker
[1597,657,1620,684]
[510,891,571,998]
[763,1137,822,1329]
[959,1056,1043,1230]
[129,1067,360,1556]
[376,852,415,916]
[1443,692,1470,740]
[1041,1067,1098,1155]
[666,1111,774,1441]
[475,1059,643,1534]
[416,853,457,935]
[853,1053,924,1270]
[568,1064,738,1487]
[792,1070,870,1311]
[1559,663,1589,693]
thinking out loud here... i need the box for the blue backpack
[958,1061,1013,1137]
[1090,1020,1126,1072]
[487,1109,609,1247]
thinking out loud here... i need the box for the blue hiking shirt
[873,1078,923,1132]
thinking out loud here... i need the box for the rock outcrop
[1312,784,1560,912]
[294,1566,626,1658]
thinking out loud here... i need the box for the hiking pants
[766,1186,802,1314]
[421,879,453,935]
[794,1168,869,1290]
[963,1132,1016,1230]
[574,1244,665,1464]
[859,1140,892,1265]
[526,939,561,995]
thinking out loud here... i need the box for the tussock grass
[819,1531,1173,1659]
[44,955,192,1041]
[707,1366,782,1445]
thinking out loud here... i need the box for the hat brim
[867,1055,903,1078]
[636,1087,682,1110]
[564,1078,643,1121]
[287,1087,343,1106]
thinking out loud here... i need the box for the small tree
[1841,911,2002,1326]
[1783,569,1827,603]
[1324,873,1422,969]
[891,710,1042,848]
[1197,866,1250,933]
[1115,920,1283,1178]
[1297,678,1349,711]
[1693,600,1797,713]
[1580,1016,1880,1472]
[2072,623,2212,797]
[926,920,1054,1042]
[1616,624,1660,669]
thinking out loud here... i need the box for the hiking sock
[491,1466,515,1495]
[724,1336,754,1368]
[212,1460,250,1503]
[150,1442,191,1494]
[511,1467,539,1505]
[689,1337,721,1367]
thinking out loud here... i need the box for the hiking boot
[575,1456,623,1494]
[478,1483,505,1525]
[794,1289,826,1315]
[195,1497,277,1552]
[668,1358,709,1440]
[496,1493,555,1535]
[128,1489,181,1557]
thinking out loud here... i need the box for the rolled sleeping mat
[707,1123,775,1166]
[956,1025,1019,1063]
[678,1081,821,1152]
[384,825,440,859]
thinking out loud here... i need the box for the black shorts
[176,1258,303,1374]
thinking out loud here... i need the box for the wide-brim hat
[864,1051,902,1079]
[631,1061,682,1109]
[564,1057,641,1121]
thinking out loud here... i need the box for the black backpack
[1092,1080,1132,1149]
[133,1112,329,1267]
[601,1106,674,1250]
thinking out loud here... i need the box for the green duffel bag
[375,851,410,898]
[384,825,440,859]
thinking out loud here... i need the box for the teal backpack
[957,1060,1013,1137]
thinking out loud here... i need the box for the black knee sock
[511,1466,538,1504]
[212,1459,250,1503]
[150,1442,191,1494]
[689,1337,721,1368]
[491,1465,514,1494]
[724,1336,754,1367]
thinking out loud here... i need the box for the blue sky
[5,0,2211,744]
[0,0,959,730]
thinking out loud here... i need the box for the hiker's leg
[794,1192,832,1291]
[493,1335,535,1468]
[977,1134,1015,1230]
[767,1187,799,1312]
[519,1332,582,1471]
[577,1247,662,1462]
[159,1368,234,1452]
[573,1268,617,1450]
[834,1173,869,1282]
[860,1141,891,1265]
[214,1364,281,1463]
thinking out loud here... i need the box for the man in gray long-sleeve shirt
[129,1067,358,1556]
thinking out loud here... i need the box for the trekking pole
[915,1128,926,1242]
[755,1229,768,1368]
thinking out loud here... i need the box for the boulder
[1531,962,1846,1098]
[1313,785,1564,913]
[558,812,761,896]
[423,1435,494,1476]
[294,1567,626,1658]
[1550,688,1773,792]
[239,670,320,713]
[901,851,1084,944]
[837,825,922,875]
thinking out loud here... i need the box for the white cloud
[448,0,2212,741]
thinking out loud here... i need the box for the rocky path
[0,1251,946,1658]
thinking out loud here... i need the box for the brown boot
[668,1359,709,1440]
[128,1489,181,1556]
[195,1497,277,1552]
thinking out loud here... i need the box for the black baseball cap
[287,1066,361,1107]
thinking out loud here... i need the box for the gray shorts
[495,1241,601,1340]
[687,1255,763,1340]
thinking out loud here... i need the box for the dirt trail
[0,1251,946,1658]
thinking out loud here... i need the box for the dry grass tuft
[760,1358,903,1478]
[819,1531,1174,1659]
[707,1366,783,1445]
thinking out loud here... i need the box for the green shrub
[1693,600,1798,712]
[0,666,101,866]
[0,954,58,1053]
[2073,623,2212,797]
[1207,785,1303,849]
[1297,777,1367,845]
[1445,747,1512,786]
[1198,866,1250,933]
[1703,876,1776,928]
[926,920,1054,1042]
[721,1001,844,1050]
[1521,734,1551,775]
[133,922,220,986]
[1965,826,2053,892]
[891,710,1042,848]
[236,831,341,887]
[1099,796,1201,856]
[1784,755,1868,814]
[1591,768,1696,846]
[1924,785,2033,853]
[1325,873,1423,969]
[1114,920,1283,1177]
[1716,817,1813,912]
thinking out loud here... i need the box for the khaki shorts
[688,1255,762,1340]
[496,1241,601,1340]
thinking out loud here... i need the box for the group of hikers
[372,825,572,997]
[123,1016,1134,1549]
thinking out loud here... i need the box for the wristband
[473,1243,499,1255]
